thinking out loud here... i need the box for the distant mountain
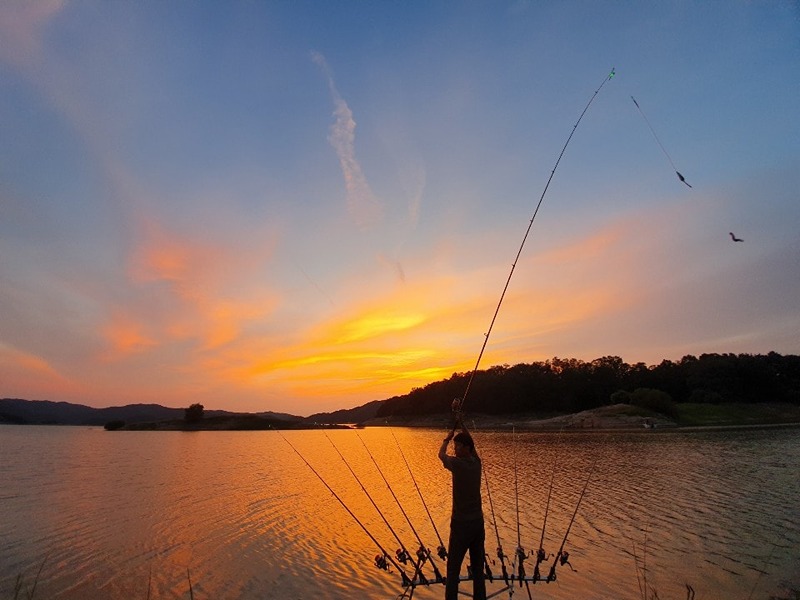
[304,399,385,425]
[256,411,303,422]
[0,398,243,426]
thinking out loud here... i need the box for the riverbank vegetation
[374,353,800,424]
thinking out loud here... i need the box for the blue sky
[1,1,798,415]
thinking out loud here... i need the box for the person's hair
[453,432,474,451]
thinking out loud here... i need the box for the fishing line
[630,95,692,188]
[456,67,615,414]
[274,428,411,583]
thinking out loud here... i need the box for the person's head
[453,432,475,457]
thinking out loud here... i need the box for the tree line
[376,352,800,418]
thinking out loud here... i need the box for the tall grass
[10,558,197,600]
[12,556,46,600]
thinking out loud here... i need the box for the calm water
[1,425,798,600]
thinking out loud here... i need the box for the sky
[1,1,798,416]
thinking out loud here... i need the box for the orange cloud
[88,210,672,412]
[125,218,279,350]
[0,342,81,399]
[0,343,61,377]
[101,312,158,360]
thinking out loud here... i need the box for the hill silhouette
[4,352,798,428]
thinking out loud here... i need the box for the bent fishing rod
[273,428,413,585]
[454,67,615,415]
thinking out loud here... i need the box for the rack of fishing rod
[383,541,578,600]
[275,407,593,600]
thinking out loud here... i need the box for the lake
[1,425,798,599]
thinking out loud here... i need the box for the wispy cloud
[0,0,65,67]
[311,51,383,230]
[101,311,158,360]
[0,341,77,399]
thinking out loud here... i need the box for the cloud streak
[0,0,65,67]
[312,51,383,230]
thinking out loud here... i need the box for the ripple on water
[1,426,799,599]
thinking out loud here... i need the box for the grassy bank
[675,402,800,427]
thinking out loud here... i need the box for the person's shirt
[440,453,483,522]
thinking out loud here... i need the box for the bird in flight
[729,232,744,242]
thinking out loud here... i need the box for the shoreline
[364,403,800,433]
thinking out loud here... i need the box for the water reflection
[0,425,798,599]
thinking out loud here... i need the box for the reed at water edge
[8,554,798,599]
[10,558,196,600]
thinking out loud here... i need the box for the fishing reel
[533,547,550,580]
[496,546,507,561]
[559,551,576,572]
[415,545,428,563]
[375,553,391,572]
[437,545,447,560]
[515,546,528,585]
[535,547,549,563]
[515,545,529,562]
[395,548,411,564]
[483,553,494,582]
[451,398,464,423]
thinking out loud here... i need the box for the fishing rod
[274,428,412,585]
[455,67,615,415]
[630,95,692,188]
[323,432,428,584]
[356,433,445,584]
[511,428,533,600]
[532,430,562,581]
[546,458,597,582]
[388,428,448,564]
[480,439,510,586]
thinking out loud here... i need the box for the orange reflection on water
[2,426,799,599]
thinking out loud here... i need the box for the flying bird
[631,96,693,189]
[729,232,744,242]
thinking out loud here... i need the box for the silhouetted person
[729,232,744,242]
[438,420,486,600]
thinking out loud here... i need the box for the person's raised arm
[439,426,456,464]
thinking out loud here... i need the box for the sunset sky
[1,1,798,416]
